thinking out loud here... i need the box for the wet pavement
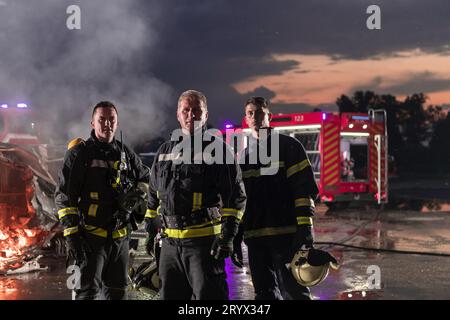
[1,198,450,300]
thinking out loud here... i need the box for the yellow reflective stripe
[63,226,79,237]
[286,159,310,178]
[192,192,203,211]
[297,216,313,226]
[112,227,128,239]
[84,225,128,239]
[145,209,158,219]
[165,224,221,239]
[88,204,98,217]
[84,225,107,238]
[242,162,285,179]
[58,207,78,219]
[221,208,244,220]
[242,169,260,178]
[295,198,315,208]
[90,192,99,200]
[244,226,296,239]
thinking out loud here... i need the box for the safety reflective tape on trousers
[58,207,78,219]
[84,225,128,239]
[297,216,313,226]
[295,198,315,208]
[244,225,297,239]
[286,159,311,178]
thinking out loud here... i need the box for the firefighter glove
[211,236,233,260]
[291,225,314,255]
[66,234,91,266]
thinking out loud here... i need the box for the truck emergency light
[17,103,28,108]
[1,104,7,109]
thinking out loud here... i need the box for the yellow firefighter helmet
[290,248,340,287]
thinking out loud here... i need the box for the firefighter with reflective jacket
[239,97,319,300]
[55,101,150,300]
[144,90,246,300]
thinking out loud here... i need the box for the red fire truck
[238,109,388,207]
[0,104,41,145]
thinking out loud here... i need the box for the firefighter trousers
[159,237,229,300]
[75,233,129,300]
[246,235,311,300]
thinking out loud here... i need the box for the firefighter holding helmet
[238,97,320,299]
[55,101,150,300]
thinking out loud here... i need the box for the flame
[0,226,45,270]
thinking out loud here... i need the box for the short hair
[245,96,270,112]
[92,101,118,119]
[177,90,208,110]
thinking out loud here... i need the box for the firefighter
[144,90,246,300]
[55,101,150,300]
[238,97,319,300]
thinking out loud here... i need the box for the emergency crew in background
[239,97,319,300]
[55,101,150,300]
[144,90,246,300]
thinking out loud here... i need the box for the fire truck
[238,109,388,207]
[0,103,40,145]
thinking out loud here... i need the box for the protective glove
[211,236,233,260]
[211,216,242,266]
[231,225,244,268]
[66,233,90,266]
[144,217,160,256]
[144,234,156,256]
[291,225,314,256]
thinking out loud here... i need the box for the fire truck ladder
[368,109,388,204]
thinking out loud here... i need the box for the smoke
[0,0,175,147]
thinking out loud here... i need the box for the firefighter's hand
[144,234,156,256]
[66,234,90,266]
[291,225,314,255]
[210,236,233,260]
[231,230,244,268]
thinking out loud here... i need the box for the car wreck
[0,143,63,273]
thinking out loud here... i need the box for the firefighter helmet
[131,259,160,295]
[290,248,339,287]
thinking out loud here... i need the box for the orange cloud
[233,49,450,106]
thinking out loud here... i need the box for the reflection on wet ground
[1,202,450,300]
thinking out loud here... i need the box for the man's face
[177,98,208,134]
[91,107,118,143]
[245,104,270,131]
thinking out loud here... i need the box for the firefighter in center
[238,97,319,300]
[144,90,247,300]
[55,101,150,300]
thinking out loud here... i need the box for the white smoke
[0,0,175,147]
